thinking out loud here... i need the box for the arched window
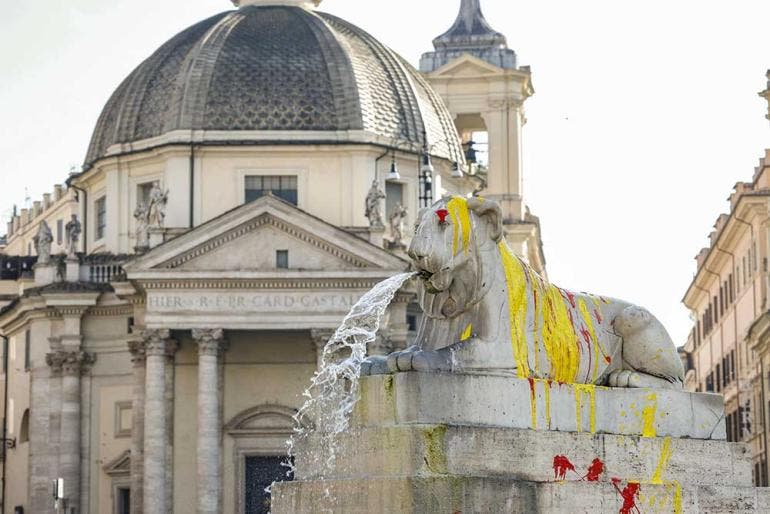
[226,404,305,514]
[19,409,29,443]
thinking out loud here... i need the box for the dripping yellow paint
[574,384,596,433]
[641,393,657,438]
[499,242,530,378]
[447,196,471,256]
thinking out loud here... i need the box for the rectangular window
[1,337,6,373]
[385,182,404,224]
[24,330,30,371]
[729,274,734,303]
[57,219,63,245]
[96,196,107,240]
[137,181,157,207]
[245,175,298,205]
[116,487,130,514]
[715,364,721,392]
[276,250,289,269]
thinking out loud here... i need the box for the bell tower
[421,0,545,274]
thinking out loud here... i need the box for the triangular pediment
[429,54,505,78]
[103,449,131,477]
[124,195,407,275]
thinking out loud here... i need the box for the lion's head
[408,196,503,319]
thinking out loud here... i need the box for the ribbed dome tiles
[84,6,463,167]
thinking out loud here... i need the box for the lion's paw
[360,356,389,376]
[386,349,453,373]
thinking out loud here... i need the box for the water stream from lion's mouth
[278,271,416,510]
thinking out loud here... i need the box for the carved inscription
[147,292,361,313]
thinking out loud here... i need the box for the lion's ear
[467,197,503,242]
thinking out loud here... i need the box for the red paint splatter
[580,326,591,345]
[564,290,576,308]
[553,455,576,480]
[584,458,604,481]
[605,356,612,364]
[527,377,536,394]
[435,209,449,223]
[594,309,603,324]
[611,478,641,514]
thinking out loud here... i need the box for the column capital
[192,328,228,356]
[142,329,178,357]
[46,350,96,376]
[128,339,147,366]
[310,329,335,350]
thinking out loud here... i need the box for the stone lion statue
[362,196,684,389]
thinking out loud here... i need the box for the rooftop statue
[64,214,81,259]
[362,196,685,389]
[33,220,53,265]
[364,180,386,228]
[147,183,169,229]
[388,203,408,248]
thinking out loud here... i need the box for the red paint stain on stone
[553,455,576,480]
[435,209,449,223]
[594,309,603,324]
[605,356,612,364]
[611,478,641,514]
[584,458,604,481]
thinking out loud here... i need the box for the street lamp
[386,151,401,181]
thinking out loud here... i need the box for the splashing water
[282,272,416,504]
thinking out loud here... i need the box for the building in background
[0,0,545,512]
[682,72,770,486]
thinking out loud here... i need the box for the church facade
[0,1,544,512]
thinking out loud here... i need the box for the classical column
[45,349,96,513]
[192,329,227,514]
[165,340,178,512]
[142,329,177,514]
[127,339,147,514]
[310,329,335,370]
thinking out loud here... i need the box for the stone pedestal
[272,373,769,513]
[148,227,165,249]
[65,257,80,283]
[33,263,56,286]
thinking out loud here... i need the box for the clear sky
[1,0,769,345]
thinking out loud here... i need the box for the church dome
[84,5,464,168]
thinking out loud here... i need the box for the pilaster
[127,338,147,514]
[310,329,335,370]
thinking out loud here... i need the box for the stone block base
[271,373,760,513]
[273,477,770,514]
[355,373,726,440]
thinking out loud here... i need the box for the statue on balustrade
[33,220,53,265]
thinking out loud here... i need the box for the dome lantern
[231,0,321,8]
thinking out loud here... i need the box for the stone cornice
[88,305,135,317]
[683,193,770,307]
[137,278,383,291]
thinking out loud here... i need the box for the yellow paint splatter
[447,196,471,256]
[651,437,673,484]
[499,241,530,378]
[461,324,472,341]
[672,481,683,514]
[574,384,596,433]
[642,393,658,438]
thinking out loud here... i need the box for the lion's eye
[413,224,420,235]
